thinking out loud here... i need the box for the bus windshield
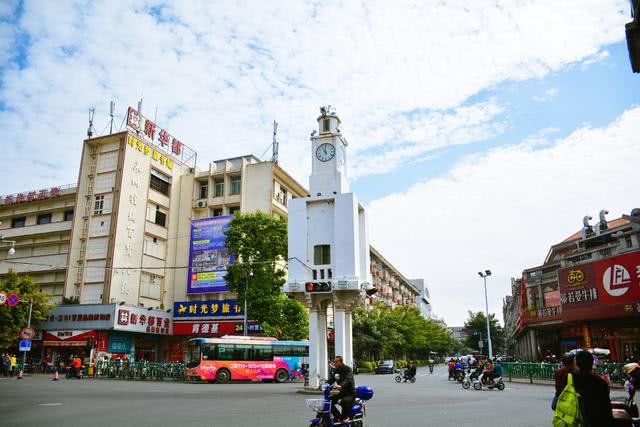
[186,341,201,368]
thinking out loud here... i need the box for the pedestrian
[572,350,614,427]
[9,354,17,377]
[553,353,575,410]
[0,353,7,376]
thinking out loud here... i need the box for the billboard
[173,299,243,318]
[187,215,235,294]
[559,250,640,321]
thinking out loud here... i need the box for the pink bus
[185,336,309,383]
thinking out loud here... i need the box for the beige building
[0,185,77,303]
[368,246,419,308]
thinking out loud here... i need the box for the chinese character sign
[173,300,243,318]
[187,216,235,294]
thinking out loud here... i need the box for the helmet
[623,363,640,375]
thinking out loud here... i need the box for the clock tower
[309,107,349,196]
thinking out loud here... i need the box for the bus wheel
[216,369,231,384]
[275,369,289,383]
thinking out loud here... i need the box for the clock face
[316,143,336,162]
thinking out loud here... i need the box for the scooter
[65,365,84,379]
[462,367,483,390]
[428,363,434,374]
[306,384,373,427]
[395,369,416,383]
[473,372,505,391]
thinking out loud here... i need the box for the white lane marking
[39,403,62,406]
[143,389,168,393]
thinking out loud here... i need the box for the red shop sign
[173,321,261,336]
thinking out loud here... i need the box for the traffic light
[305,281,332,293]
[628,2,640,73]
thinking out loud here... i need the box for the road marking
[143,389,168,393]
[39,403,62,406]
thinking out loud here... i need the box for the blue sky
[0,0,639,325]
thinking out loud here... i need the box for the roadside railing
[93,360,187,381]
[501,362,627,385]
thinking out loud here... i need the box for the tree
[463,310,505,356]
[224,212,307,340]
[0,271,52,350]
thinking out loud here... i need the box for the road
[0,366,630,427]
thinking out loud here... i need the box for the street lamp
[243,270,253,337]
[478,270,493,359]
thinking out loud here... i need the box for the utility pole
[478,270,493,359]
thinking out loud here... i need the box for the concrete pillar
[318,307,328,381]
[334,306,346,360]
[308,307,320,388]
[344,309,353,367]
[529,330,537,361]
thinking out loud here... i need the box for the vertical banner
[187,216,235,294]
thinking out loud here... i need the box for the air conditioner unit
[194,200,207,208]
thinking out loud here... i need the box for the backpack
[552,373,583,427]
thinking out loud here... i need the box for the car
[375,360,395,374]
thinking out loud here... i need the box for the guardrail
[501,362,627,385]
[93,361,187,381]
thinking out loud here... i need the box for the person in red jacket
[552,353,575,410]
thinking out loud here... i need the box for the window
[314,244,331,265]
[97,151,118,173]
[229,176,241,195]
[155,205,167,227]
[199,183,208,199]
[150,170,171,196]
[229,206,240,216]
[273,345,308,357]
[11,217,26,228]
[251,345,273,361]
[37,213,52,225]
[626,236,633,248]
[86,237,108,259]
[216,344,250,361]
[214,178,224,197]
[64,210,74,221]
[94,195,105,215]
[143,235,166,259]
[140,272,162,299]
[322,119,330,132]
[212,208,223,217]
[95,172,115,193]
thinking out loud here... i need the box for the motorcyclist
[327,356,355,424]
[483,359,494,385]
[624,362,640,401]
[404,361,417,381]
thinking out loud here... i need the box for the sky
[1,0,639,325]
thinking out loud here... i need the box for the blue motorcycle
[306,384,374,427]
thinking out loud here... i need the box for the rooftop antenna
[137,98,143,114]
[109,100,115,135]
[271,120,279,164]
[87,108,95,138]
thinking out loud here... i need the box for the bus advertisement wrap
[187,216,234,294]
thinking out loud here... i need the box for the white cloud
[0,0,630,194]
[367,107,640,325]
[533,87,559,102]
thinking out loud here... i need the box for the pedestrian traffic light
[305,281,332,293]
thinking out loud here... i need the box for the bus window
[295,345,309,357]
[274,345,292,356]
[251,345,273,361]
[186,343,201,368]
[202,344,215,361]
[217,344,251,361]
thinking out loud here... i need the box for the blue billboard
[187,215,235,294]
[173,299,243,318]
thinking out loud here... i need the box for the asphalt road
[0,366,630,427]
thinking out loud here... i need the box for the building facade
[411,278,432,319]
[0,106,422,363]
[505,209,640,362]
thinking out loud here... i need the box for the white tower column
[344,308,353,367]
[334,306,346,360]
[318,306,329,381]
[308,307,320,388]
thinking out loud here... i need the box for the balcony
[1,220,72,239]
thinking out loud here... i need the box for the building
[502,278,521,356]
[0,184,77,303]
[368,246,420,308]
[411,278,432,319]
[0,105,421,363]
[507,209,640,362]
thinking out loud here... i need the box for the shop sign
[126,107,196,168]
[43,330,96,347]
[187,216,234,294]
[559,250,640,321]
[113,306,172,335]
[41,305,115,331]
[127,134,174,170]
[173,321,261,336]
[173,299,243,319]
[1,186,62,205]
[108,332,132,353]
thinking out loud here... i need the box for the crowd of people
[0,353,17,376]
[447,355,502,385]
[552,350,640,426]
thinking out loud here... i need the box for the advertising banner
[559,250,640,321]
[187,216,235,294]
[108,332,132,353]
[40,304,115,331]
[113,306,172,335]
[173,320,262,336]
[173,299,243,319]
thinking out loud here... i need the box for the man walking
[572,350,614,426]
[328,356,356,424]
[553,353,575,410]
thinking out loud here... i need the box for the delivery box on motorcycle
[356,386,374,401]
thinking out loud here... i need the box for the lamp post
[243,270,253,337]
[478,270,493,359]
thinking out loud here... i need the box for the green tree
[224,212,307,340]
[463,310,505,355]
[0,271,52,350]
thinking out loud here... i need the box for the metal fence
[93,360,187,381]
[501,362,628,385]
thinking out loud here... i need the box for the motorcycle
[473,372,505,391]
[428,363,434,374]
[65,365,84,379]
[395,369,416,383]
[462,367,483,390]
[306,384,374,427]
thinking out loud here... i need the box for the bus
[185,336,309,383]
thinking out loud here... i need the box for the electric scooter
[306,384,374,427]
